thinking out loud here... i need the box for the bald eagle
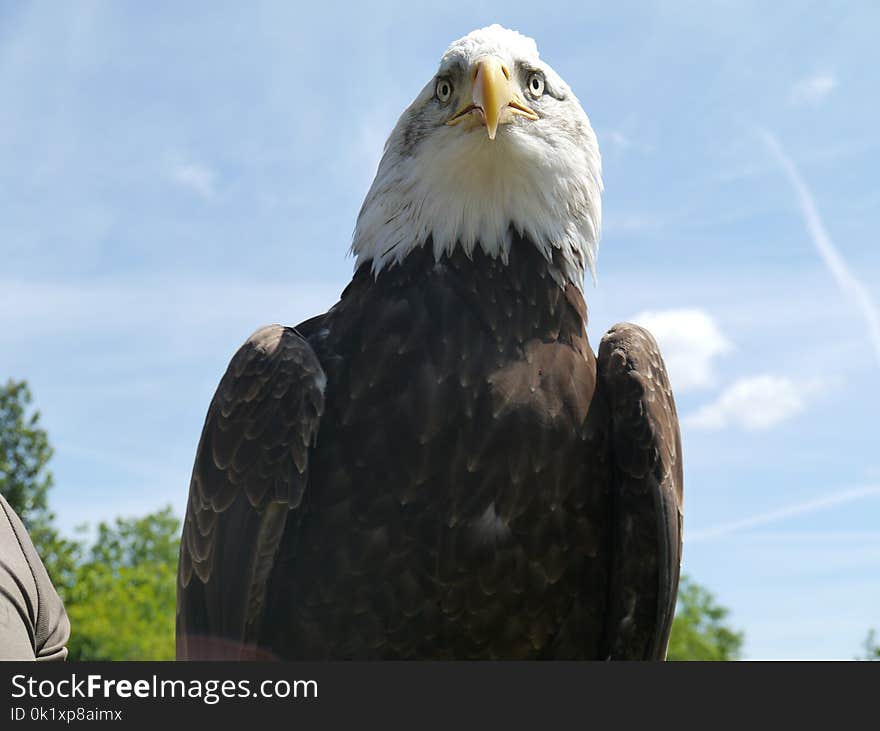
[177,25,683,660]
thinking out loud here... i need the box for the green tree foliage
[0,379,78,595]
[66,507,179,661]
[859,630,880,660]
[667,575,744,660]
[1,378,178,660]
[0,379,53,522]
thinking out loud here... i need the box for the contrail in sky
[687,485,880,543]
[759,128,880,366]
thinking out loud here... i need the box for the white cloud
[685,375,812,431]
[602,214,666,235]
[0,276,344,357]
[606,130,631,151]
[790,72,837,105]
[601,128,655,156]
[630,308,731,392]
[170,161,217,198]
[759,129,880,367]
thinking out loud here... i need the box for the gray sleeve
[0,495,70,661]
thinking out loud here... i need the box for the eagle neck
[336,233,590,350]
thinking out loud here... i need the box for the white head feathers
[351,25,603,289]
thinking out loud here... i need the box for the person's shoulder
[0,494,70,661]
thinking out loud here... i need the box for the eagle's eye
[435,78,453,103]
[527,72,545,99]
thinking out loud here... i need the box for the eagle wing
[596,323,683,660]
[176,325,325,659]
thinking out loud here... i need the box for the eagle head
[351,24,603,289]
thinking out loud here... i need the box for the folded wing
[177,325,325,659]
[597,323,683,660]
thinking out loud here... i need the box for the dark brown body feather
[177,235,683,660]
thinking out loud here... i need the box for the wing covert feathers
[177,325,325,659]
[597,323,683,660]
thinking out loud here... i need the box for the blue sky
[2,1,878,659]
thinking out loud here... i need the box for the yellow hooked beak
[445,57,539,140]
